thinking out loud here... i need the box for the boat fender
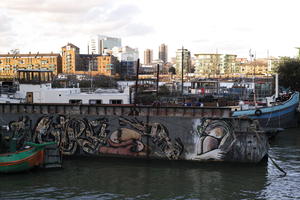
[255,109,262,116]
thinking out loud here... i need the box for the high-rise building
[144,49,153,65]
[88,35,122,55]
[296,47,300,59]
[61,43,80,74]
[175,48,191,75]
[112,46,139,62]
[159,44,168,63]
[112,46,139,78]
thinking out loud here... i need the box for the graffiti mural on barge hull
[189,119,237,161]
[28,115,184,159]
[8,116,31,149]
[2,114,269,163]
[111,117,184,159]
[33,116,110,155]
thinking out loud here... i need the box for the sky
[0,0,300,60]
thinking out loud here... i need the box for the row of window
[69,99,123,105]
[0,58,57,65]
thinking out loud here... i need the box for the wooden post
[181,46,184,96]
[156,64,159,97]
[134,59,140,104]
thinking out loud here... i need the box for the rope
[265,108,273,127]
[268,154,287,177]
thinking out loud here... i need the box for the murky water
[1,128,300,200]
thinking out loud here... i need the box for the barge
[0,70,269,163]
[0,103,268,163]
[232,92,299,128]
[0,142,55,173]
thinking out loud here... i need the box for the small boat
[0,142,55,173]
[232,92,299,128]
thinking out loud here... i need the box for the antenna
[249,49,254,60]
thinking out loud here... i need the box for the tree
[158,85,170,96]
[277,58,300,91]
[93,75,117,88]
[168,66,176,75]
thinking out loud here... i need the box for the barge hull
[0,104,268,163]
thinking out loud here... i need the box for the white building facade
[112,46,139,62]
[14,83,131,104]
[88,35,122,55]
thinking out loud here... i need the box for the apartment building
[159,44,168,63]
[144,49,153,65]
[0,52,62,79]
[175,48,191,75]
[61,43,119,76]
[194,53,237,76]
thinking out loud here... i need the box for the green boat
[0,142,56,173]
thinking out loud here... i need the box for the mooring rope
[268,154,287,177]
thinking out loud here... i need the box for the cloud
[122,23,155,37]
[105,4,140,22]
[1,0,299,58]
[0,11,15,48]
[0,0,154,53]
[192,39,210,44]
[0,0,114,14]
[0,10,12,33]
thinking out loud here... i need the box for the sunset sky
[1,0,300,59]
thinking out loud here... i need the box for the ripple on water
[1,129,300,200]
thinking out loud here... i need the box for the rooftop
[0,53,60,57]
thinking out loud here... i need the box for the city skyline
[0,0,300,59]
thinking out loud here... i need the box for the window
[69,99,82,104]
[41,60,47,65]
[109,99,123,104]
[89,99,102,104]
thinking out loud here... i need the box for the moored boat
[0,142,55,173]
[232,92,299,128]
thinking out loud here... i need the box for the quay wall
[0,104,268,163]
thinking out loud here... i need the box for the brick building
[61,43,119,76]
[0,52,62,79]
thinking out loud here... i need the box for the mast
[156,64,160,97]
[89,52,94,92]
[275,73,279,99]
[134,58,140,104]
[181,46,184,96]
[216,49,220,97]
[250,49,257,107]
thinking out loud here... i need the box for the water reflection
[0,158,268,200]
[259,128,300,200]
[1,128,300,200]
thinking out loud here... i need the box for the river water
[1,128,300,200]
